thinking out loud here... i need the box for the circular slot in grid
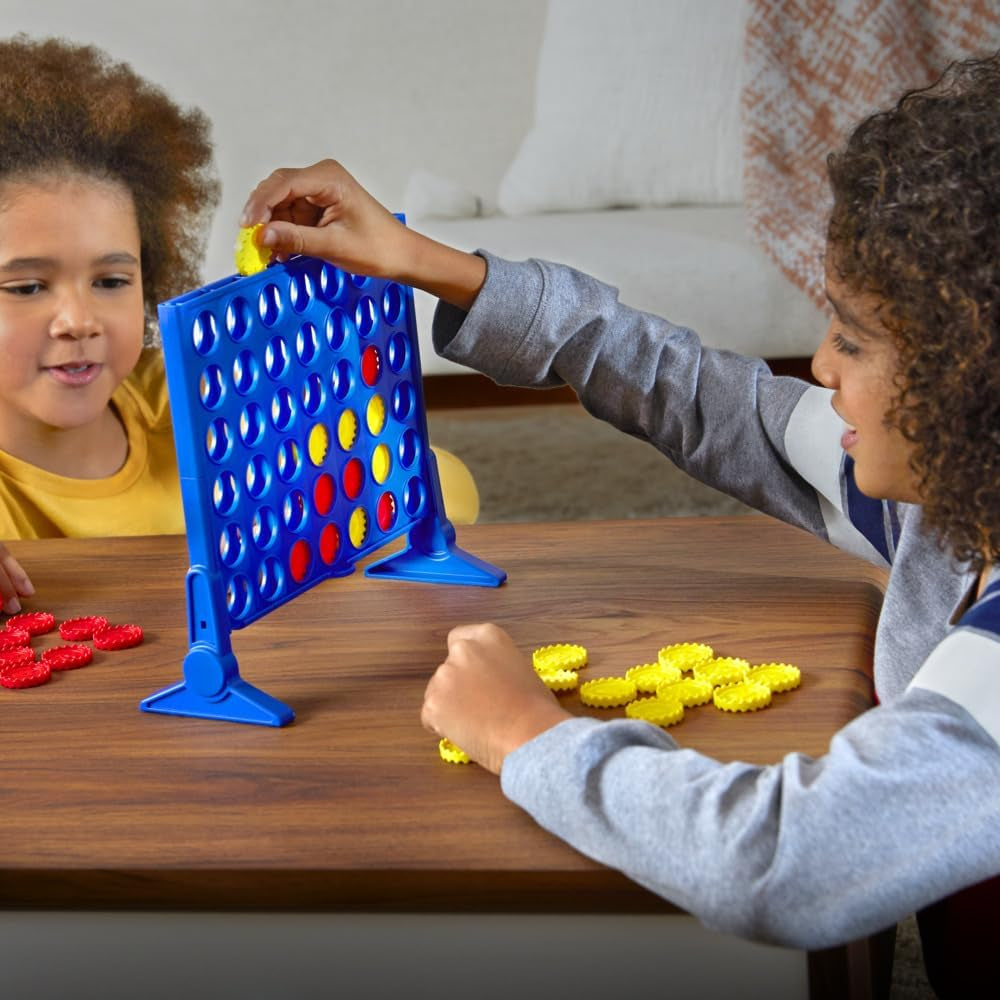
[199,365,226,410]
[319,263,345,303]
[355,296,377,338]
[387,332,409,373]
[252,506,279,550]
[212,471,240,515]
[403,476,426,517]
[325,307,352,351]
[192,311,219,355]
[382,283,405,325]
[313,472,336,516]
[392,381,415,421]
[270,387,297,432]
[258,283,282,326]
[219,522,246,568]
[319,523,340,564]
[240,402,266,447]
[398,428,421,468]
[265,336,291,380]
[308,423,330,466]
[289,270,314,314]
[371,443,392,484]
[227,574,252,619]
[331,359,355,402]
[226,296,252,341]
[350,272,370,289]
[258,555,285,601]
[296,321,319,365]
[205,418,234,464]
[233,350,260,395]
[302,373,326,416]
[276,438,302,483]
[245,455,273,500]
[282,489,308,532]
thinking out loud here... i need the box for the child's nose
[49,289,100,339]
[811,322,839,389]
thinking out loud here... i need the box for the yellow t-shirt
[0,350,478,538]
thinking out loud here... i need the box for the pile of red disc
[0,611,143,690]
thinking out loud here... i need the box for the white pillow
[498,0,745,215]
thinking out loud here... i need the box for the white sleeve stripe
[784,385,843,510]
[784,386,889,567]
[909,630,1000,746]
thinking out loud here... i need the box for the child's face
[811,270,919,503]
[0,172,144,451]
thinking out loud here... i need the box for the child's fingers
[240,159,349,227]
[0,547,34,615]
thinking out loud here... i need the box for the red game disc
[0,647,35,668]
[5,611,56,636]
[92,623,144,651]
[58,616,109,642]
[0,659,51,689]
[42,644,94,671]
[0,627,31,650]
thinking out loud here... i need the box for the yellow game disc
[579,676,637,708]
[694,656,749,688]
[625,696,684,727]
[626,662,682,693]
[438,738,470,764]
[657,642,714,673]
[713,681,772,713]
[656,676,715,707]
[746,663,801,693]
[234,224,272,276]
[536,668,579,692]
[532,643,588,673]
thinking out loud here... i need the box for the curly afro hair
[826,51,1000,572]
[0,34,220,341]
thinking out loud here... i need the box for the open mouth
[45,362,102,386]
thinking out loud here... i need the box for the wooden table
[0,518,888,999]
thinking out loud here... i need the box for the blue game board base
[366,543,506,587]
[140,678,295,727]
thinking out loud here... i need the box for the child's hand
[240,158,412,280]
[241,158,487,312]
[422,623,573,775]
[0,543,34,615]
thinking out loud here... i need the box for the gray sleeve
[433,252,826,532]
[500,688,1000,949]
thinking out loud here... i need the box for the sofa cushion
[412,207,827,376]
[497,0,746,215]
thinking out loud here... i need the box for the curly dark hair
[0,34,219,341]
[826,51,1000,572]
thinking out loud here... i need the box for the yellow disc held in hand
[234,224,272,276]
[438,738,470,764]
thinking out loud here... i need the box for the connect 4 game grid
[141,252,505,727]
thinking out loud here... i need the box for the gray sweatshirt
[432,252,1000,949]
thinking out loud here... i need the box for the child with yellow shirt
[0,35,477,614]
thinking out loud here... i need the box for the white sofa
[15,0,827,376]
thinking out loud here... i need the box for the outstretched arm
[240,158,486,311]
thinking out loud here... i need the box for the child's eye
[1,281,45,296]
[832,330,861,357]
[94,276,133,290]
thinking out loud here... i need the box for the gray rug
[427,401,936,999]
[428,403,753,523]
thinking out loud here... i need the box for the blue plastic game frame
[141,249,505,727]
